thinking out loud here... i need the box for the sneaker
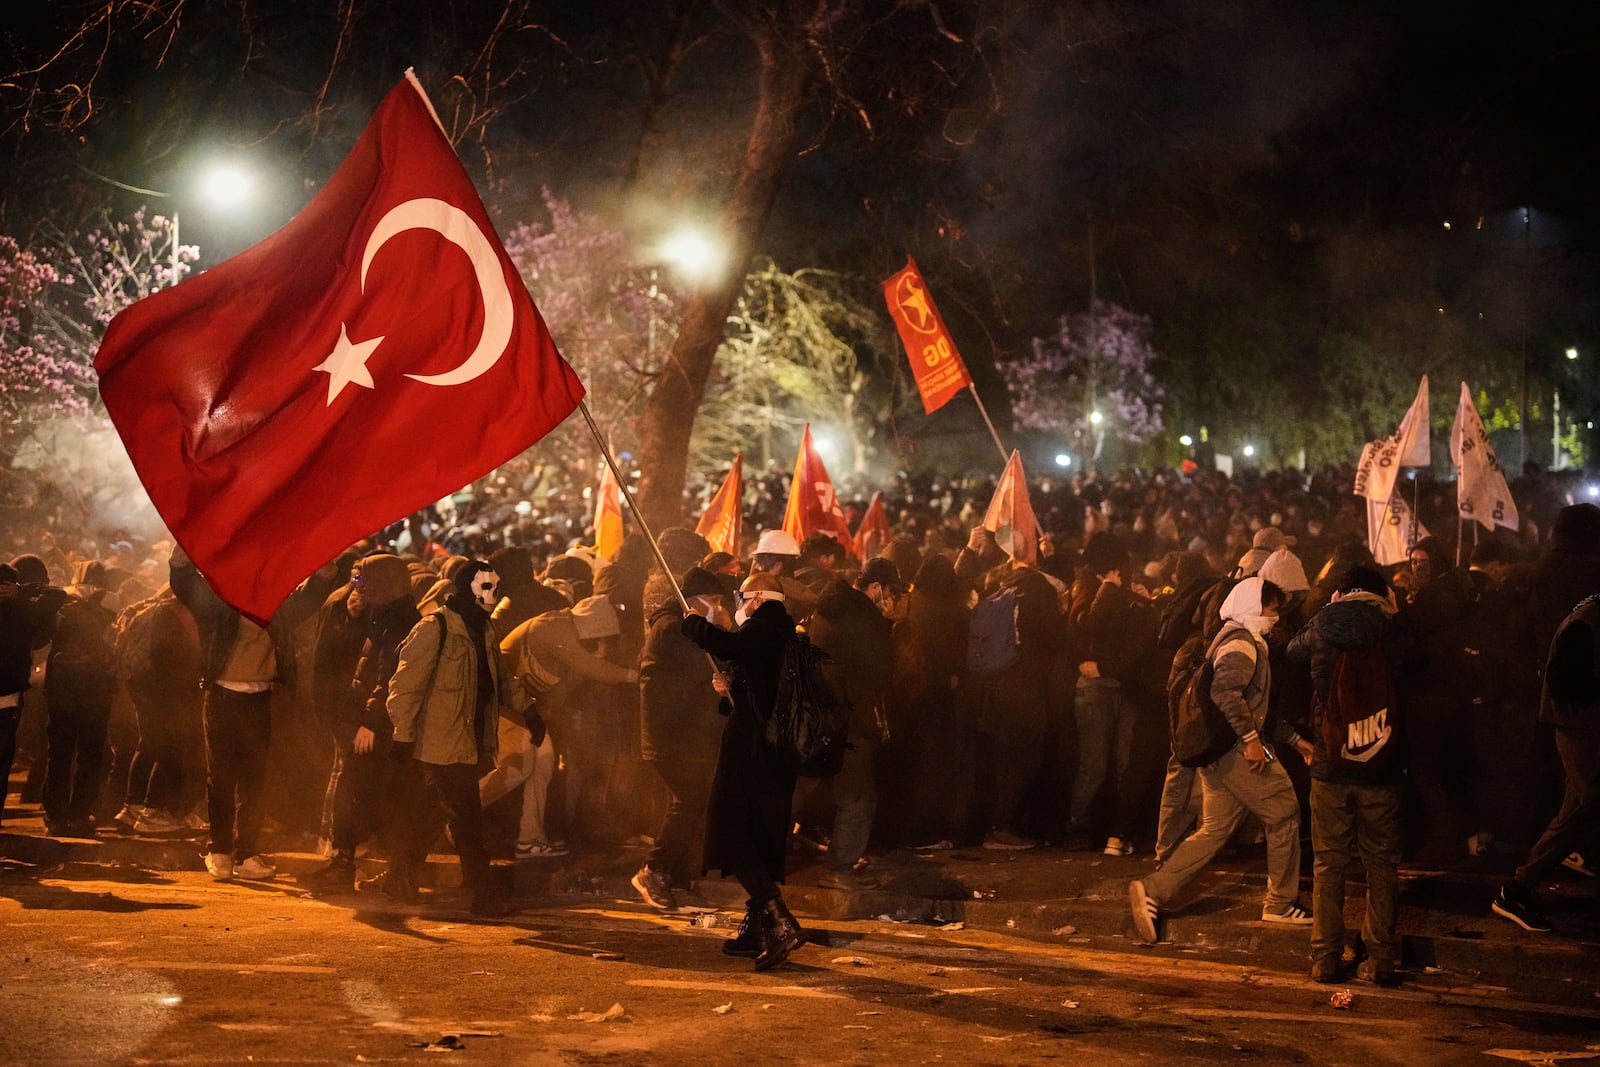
[983,829,1039,851]
[912,840,955,851]
[674,888,719,914]
[514,840,569,859]
[1491,884,1551,932]
[1310,957,1340,984]
[1563,851,1596,878]
[1129,880,1162,944]
[113,804,146,830]
[1103,836,1134,857]
[631,866,678,911]
[1262,903,1313,925]
[234,855,277,880]
[204,852,235,881]
[134,809,190,834]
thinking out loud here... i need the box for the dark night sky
[3,0,1599,455]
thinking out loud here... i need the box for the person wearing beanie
[485,593,638,861]
[303,554,420,892]
[487,545,566,633]
[384,559,514,916]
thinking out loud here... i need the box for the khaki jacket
[387,607,506,766]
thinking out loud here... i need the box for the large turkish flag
[95,73,584,623]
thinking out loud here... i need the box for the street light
[1242,444,1256,458]
[77,160,255,286]
[1178,434,1194,447]
[659,227,723,283]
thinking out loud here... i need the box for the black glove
[522,708,546,747]
[388,740,415,764]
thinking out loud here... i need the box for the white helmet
[754,529,801,556]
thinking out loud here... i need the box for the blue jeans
[1067,680,1136,838]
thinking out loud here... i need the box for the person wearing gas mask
[1129,576,1316,944]
[385,559,514,917]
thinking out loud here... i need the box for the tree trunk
[633,25,811,530]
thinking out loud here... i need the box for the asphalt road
[4,858,1599,1066]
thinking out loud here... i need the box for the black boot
[722,902,765,958]
[754,897,804,971]
[303,850,356,889]
[359,865,419,904]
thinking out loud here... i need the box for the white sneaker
[113,805,146,829]
[1103,837,1134,857]
[235,855,277,880]
[204,852,235,881]
[1129,880,1161,944]
[134,809,190,834]
[514,840,569,859]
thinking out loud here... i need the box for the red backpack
[1322,643,1402,777]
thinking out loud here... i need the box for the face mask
[734,604,752,627]
[1241,614,1277,636]
[470,569,501,611]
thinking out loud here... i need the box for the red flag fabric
[853,491,892,562]
[592,460,624,561]
[982,450,1040,566]
[781,425,856,557]
[882,256,973,414]
[695,453,744,558]
[94,73,583,623]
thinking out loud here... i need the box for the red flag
[695,453,744,558]
[592,460,624,561]
[853,491,892,562]
[882,256,973,414]
[982,450,1039,566]
[94,73,583,623]
[781,425,856,557]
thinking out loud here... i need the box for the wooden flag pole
[577,398,689,612]
[968,383,1010,464]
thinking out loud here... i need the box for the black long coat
[681,599,797,881]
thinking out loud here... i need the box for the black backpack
[1168,626,1242,768]
[765,633,852,778]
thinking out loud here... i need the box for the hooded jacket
[1210,577,1302,749]
[1286,592,1420,783]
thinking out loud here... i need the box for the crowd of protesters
[1,456,1598,967]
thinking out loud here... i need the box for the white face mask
[1241,614,1277,636]
[470,569,501,611]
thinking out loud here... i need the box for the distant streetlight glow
[199,163,254,211]
[812,432,837,462]
[1178,434,1193,447]
[1054,453,1072,468]
[1567,346,1580,360]
[1089,410,1104,426]
[660,228,722,281]
[1242,444,1256,458]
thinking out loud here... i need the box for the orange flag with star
[883,256,972,414]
